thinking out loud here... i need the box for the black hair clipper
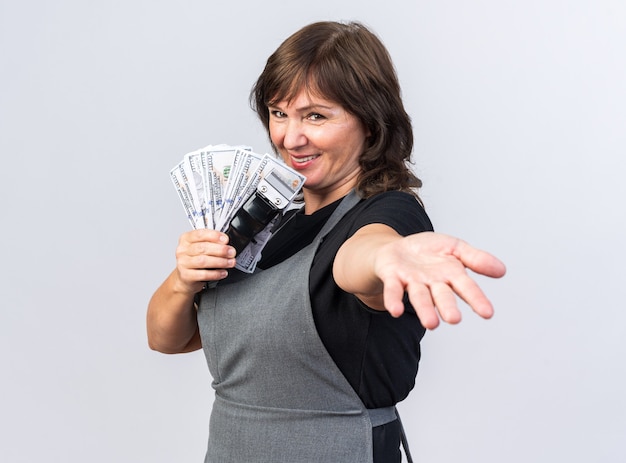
[225,169,300,253]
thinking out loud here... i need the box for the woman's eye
[307,113,325,121]
[270,110,286,118]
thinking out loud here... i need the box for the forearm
[147,269,203,354]
[147,229,237,353]
[333,224,401,310]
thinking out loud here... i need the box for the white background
[1,1,624,461]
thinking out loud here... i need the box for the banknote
[169,163,198,227]
[171,144,305,272]
[182,150,208,229]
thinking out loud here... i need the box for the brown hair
[250,21,423,201]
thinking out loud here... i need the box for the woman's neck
[302,182,356,215]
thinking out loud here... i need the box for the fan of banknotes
[170,144,306,272]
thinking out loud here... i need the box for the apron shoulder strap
[316,190,362,241]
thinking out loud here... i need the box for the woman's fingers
[174,229,237,292]
[377,232,505,329]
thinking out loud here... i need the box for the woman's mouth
[291,154,319,165]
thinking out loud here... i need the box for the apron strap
[367,407,413,463]
[395,407,413,463]
[367,406,397,427]
[317,190,362,241]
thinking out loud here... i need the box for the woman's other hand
[334,227,506,329]
[146,230,236,353]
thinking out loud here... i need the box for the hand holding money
[174,229,237,293]
[170,144,306,273]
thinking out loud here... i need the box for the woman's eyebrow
[270,103,335,112]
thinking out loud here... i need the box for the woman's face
[268,90,369,207]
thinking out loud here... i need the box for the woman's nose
[282,120,307,150]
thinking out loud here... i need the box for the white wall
[1,1,624,461]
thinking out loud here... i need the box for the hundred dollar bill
[203,145,237,229]
[198,146,216,230]
[194,144,255,230]
[183,149,208,229]
[217,148,248,230]
[170,161,198,229]
[177,158,205,229]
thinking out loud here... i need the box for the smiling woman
[267,93,369,213]
[147,20,506,463]
[252,21,421,202]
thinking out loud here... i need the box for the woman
[148,21,506,463]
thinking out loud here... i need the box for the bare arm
[147,229,236,353]
[333,224,506,329]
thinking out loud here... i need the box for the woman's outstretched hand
[374,231,506,328]
[334,227,506,329]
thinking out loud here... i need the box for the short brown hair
[251,21,423,201]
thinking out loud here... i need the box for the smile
[291,154,319,164]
